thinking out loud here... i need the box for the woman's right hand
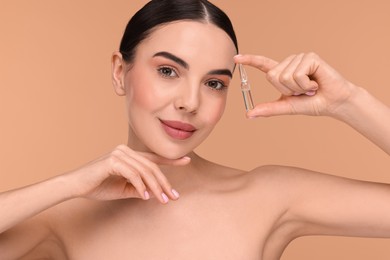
[0,144,188,258]
[67,144,190,204]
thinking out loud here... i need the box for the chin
[146,139,199,160]
[153,147,191,160]
[140,126,211,160]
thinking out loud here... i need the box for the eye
[206,80,227,91]
[157,66,178,78]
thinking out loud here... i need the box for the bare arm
[0,145,190,258]
[332,85,390,154]
[279,166,390,239]
[237,52,390,238]
[0,172,78,259]
[0,216,51,260]
[0,175,73,234]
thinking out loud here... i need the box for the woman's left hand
[234,53,356,118]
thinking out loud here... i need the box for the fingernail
[183,156,191,161]
[162,193,169,203]
[144,191,150,200]
[305,91,316,96]
[172,189,180,199]
[234,54,243,58]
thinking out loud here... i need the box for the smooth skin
[0,21,390,260]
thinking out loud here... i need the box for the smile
[159,119,197,140]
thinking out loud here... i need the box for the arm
[236,53,390,239]
[0,215,51,260]
[0,144,189,258]
[278,166,390,239]
[0,176,74,259]
[0,175,74,234]
[234,53,390,154]
[332,85,390,154]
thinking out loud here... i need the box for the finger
[138,159,178,202]
[122,149,179,203]
[110,159,149,200]
[115,144,190,166]
[293,53,321,92]
[115,145,180,202]
[140,170,173,204]
[266,55,297,96]
[123,182,148,200]
[116,151,173,204]
[247,98,296,118]
[279,53,308,93]
[234,54,278,73]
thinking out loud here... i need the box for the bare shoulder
[246,164,345,185]
[199,161,320,192]
[248,164,315,176]
[243,164,306,188]
[198,162,319,201]
[242,165,346,207]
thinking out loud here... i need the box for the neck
[126,127,150,153]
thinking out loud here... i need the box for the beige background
[1,0,390,259]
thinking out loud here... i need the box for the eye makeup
[238,64,254,111]
[157,66,178,78]
[206,79,227,91]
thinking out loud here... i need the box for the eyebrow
[152,51,233,78]
[153,51,189,69]
[207,69,232,78]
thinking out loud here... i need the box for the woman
[1,0,389,259]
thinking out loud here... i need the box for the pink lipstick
[159,119,196,140]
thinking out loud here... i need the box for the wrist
[327,82,366,121]
[51,172,82,201]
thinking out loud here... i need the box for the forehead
[135,21,237,70]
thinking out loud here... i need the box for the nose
[174,82,200,113]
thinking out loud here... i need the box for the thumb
[246,98,295,118]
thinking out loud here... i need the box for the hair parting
[119,0,238,64]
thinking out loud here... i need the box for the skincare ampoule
[238,64,254,111]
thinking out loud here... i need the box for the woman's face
[113,21,237,159]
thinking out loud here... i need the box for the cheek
[131,85,155,110]
[202,94,227,125]
[125,75,163,113]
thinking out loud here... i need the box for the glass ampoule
[238,64,254,111]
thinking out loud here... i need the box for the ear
[111,51,126,96]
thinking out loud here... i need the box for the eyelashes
[157,66,228,91]
[206,80,227,91]
[157,66,178,78]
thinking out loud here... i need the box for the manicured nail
[162,193,169,203]
[305,91,316,96]
[172,189,180,199]
[144,191,150,200]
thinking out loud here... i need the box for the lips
[159,119,197,140]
